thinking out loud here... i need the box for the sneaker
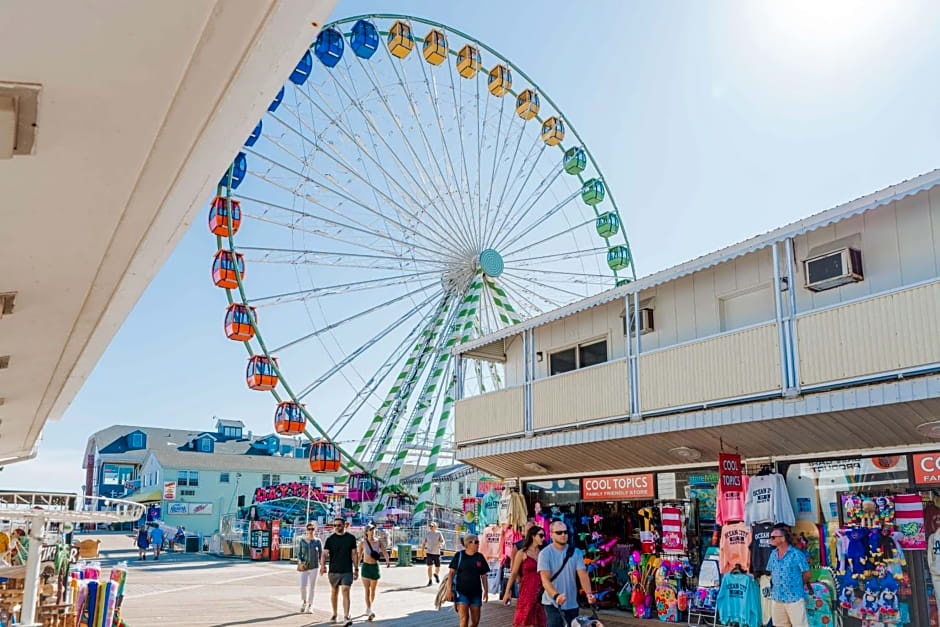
[344,618,353,626]
[427,579,432,587]
[300,603,307,614]
[368,610,375,621]
[434,573,440,583]
[330,616,337,623]
[306,605,314,614]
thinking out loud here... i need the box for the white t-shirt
[424,530,444,554]
[745,473,795,526]
[928,530,940,575]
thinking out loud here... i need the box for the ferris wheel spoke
[499,274,565,310]
[245,147,459,256]
[504,266,617,282]
[325,303,435,438]
[445,55,476,248]
[294,81,476,257]
[248,271,441,307]
[502,246,609,265]
[236,195,463,264]
[294,288,445,400]
[499,190,584,253]
[488,145,555,247]
[239,245,447,270]
[268,281,443,354]
[378,47,479,253]
[491,278,541,319]
[481,96,508,248]
[263,110,458,255]
[485,116,527,238]
[502,271,592,300]
[325,60,477,256]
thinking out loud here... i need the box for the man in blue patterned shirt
[767,523,810,627]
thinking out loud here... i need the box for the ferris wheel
[208,14,635,520]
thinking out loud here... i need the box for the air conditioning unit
[803,247,863,292]
[624,307,654,335]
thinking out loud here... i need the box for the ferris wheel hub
[479,248,504,277]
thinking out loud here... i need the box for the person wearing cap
[359,524,389,621]
[421,521,445,586]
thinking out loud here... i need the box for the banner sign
[476,480,504,497]
[163,481,177,500]
[254,482,328,504]
[124,479,141,492]
[581,473,654,501]
[167,503,188,515]
[271,520,281,561]
[321,482,349,496]
[168,502,213,515]
[719,453,743,493]
[913,452,940,485]
[41,544,78,564]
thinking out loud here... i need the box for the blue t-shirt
[537,543,585,611]
[767,545,809,603]
[150,527,165,544]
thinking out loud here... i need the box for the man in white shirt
[421,521,445,586]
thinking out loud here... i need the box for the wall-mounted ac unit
[624,307,654,335]
[803,247,863,292]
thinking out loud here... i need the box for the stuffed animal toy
[860,579,880,617]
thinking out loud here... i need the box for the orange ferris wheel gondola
[274,401,306,436]
[309,439,341,473]
[246,355,278,391]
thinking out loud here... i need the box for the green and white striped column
[412,276,484,521]
[377,278,483,508]
[484,276,522,326]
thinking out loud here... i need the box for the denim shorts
[456,591,483,607]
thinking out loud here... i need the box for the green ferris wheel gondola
[203,14,636,522]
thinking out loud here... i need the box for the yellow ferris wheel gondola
[515,89,539,120]
[423,29,447,65]
[541,116,565,146]
[487,64,512,97]
[387,19,414,59]
[456,44,481,78]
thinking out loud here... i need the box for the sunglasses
[306,528,316,532]
[536,533,545,537]
[466,540,479,544]
[553,530,569,535]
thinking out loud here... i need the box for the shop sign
[321,482,348,496]
[124,479,141,492]
[168,502,213,515]
[163,481,177,500]
[581,473,654,501]
[167,502,188,515]
[40,544,78,564]
[657,473,677,500]
[271,520,281,560]
[476,480,504,497]
[254,482,327,503]
[719,453,743,493]
[912,452,940,485]
[688,473,719,487]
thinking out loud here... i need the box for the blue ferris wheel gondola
[289,50,313,85]
[219,152,247,190]
[314,27,345,67]
[351,19,379,59]
[268,87,284,113]
[245,120,262,147]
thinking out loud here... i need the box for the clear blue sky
[8,0,940,492]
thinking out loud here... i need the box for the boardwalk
[84,534,648,626]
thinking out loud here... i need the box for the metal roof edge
[455,168,940,355]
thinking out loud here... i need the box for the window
[101,464,120,485]
[189,472,199,487]
[280,444,292,456]
[128,433,144,449]
[220,472,230,483]
[180,489,196,497]
[262,474,272,488]
[299,475,308,483]
[549,347,576,375]
[578,340,607,368]
[271,474,280,486]
[178,471,199,487]
[198,438,212,452]
[549,340,608,376]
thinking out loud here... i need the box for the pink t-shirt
[480,524,502,562]
[716,474,749,525]
[501,528,521,561]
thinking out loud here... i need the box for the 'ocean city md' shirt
[767,545,809,604]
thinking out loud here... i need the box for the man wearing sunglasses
[321,517,359,626]
[767,524,810,627]
[538,520,596,627]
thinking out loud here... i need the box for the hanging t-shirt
[480,524,503,562]
[895,493,926,549]
[479,489,501,526]
[661,506,685,552]
[758,574,772,627]
[497,490,511,525]
[716,571,762,627]
[500,527,521,562]
[719,521,750,573]
[744,473,795,527]
[717,474,750,525]
[748,522,774,575]
[928,530,940,575]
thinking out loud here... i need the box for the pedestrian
[421,521,445,586]
[767,523,810,627]
[445,533,490,627]
[321,516,359,626]
[174,525,185,551]
[538,520,596,627]
[149,524,165,561]
[502,525,547,627]
[298,522,323,614]
[359,524,389,621]
[135,525,150,561]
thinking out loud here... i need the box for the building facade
[83,419,335,536]
[454,170,940,625]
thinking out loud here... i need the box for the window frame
[219,472,230,484]
[177,470,188,487]
[547,335,610,376]
[128,433,144,449]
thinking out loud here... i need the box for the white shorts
[772,600,808,627]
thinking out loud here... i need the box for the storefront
[518,448,940,625]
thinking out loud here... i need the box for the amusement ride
[207,14,636,522]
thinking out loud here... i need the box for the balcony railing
[533,359,629,430]
[454,385,524,443]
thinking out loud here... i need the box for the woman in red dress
[502,525,547,627]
